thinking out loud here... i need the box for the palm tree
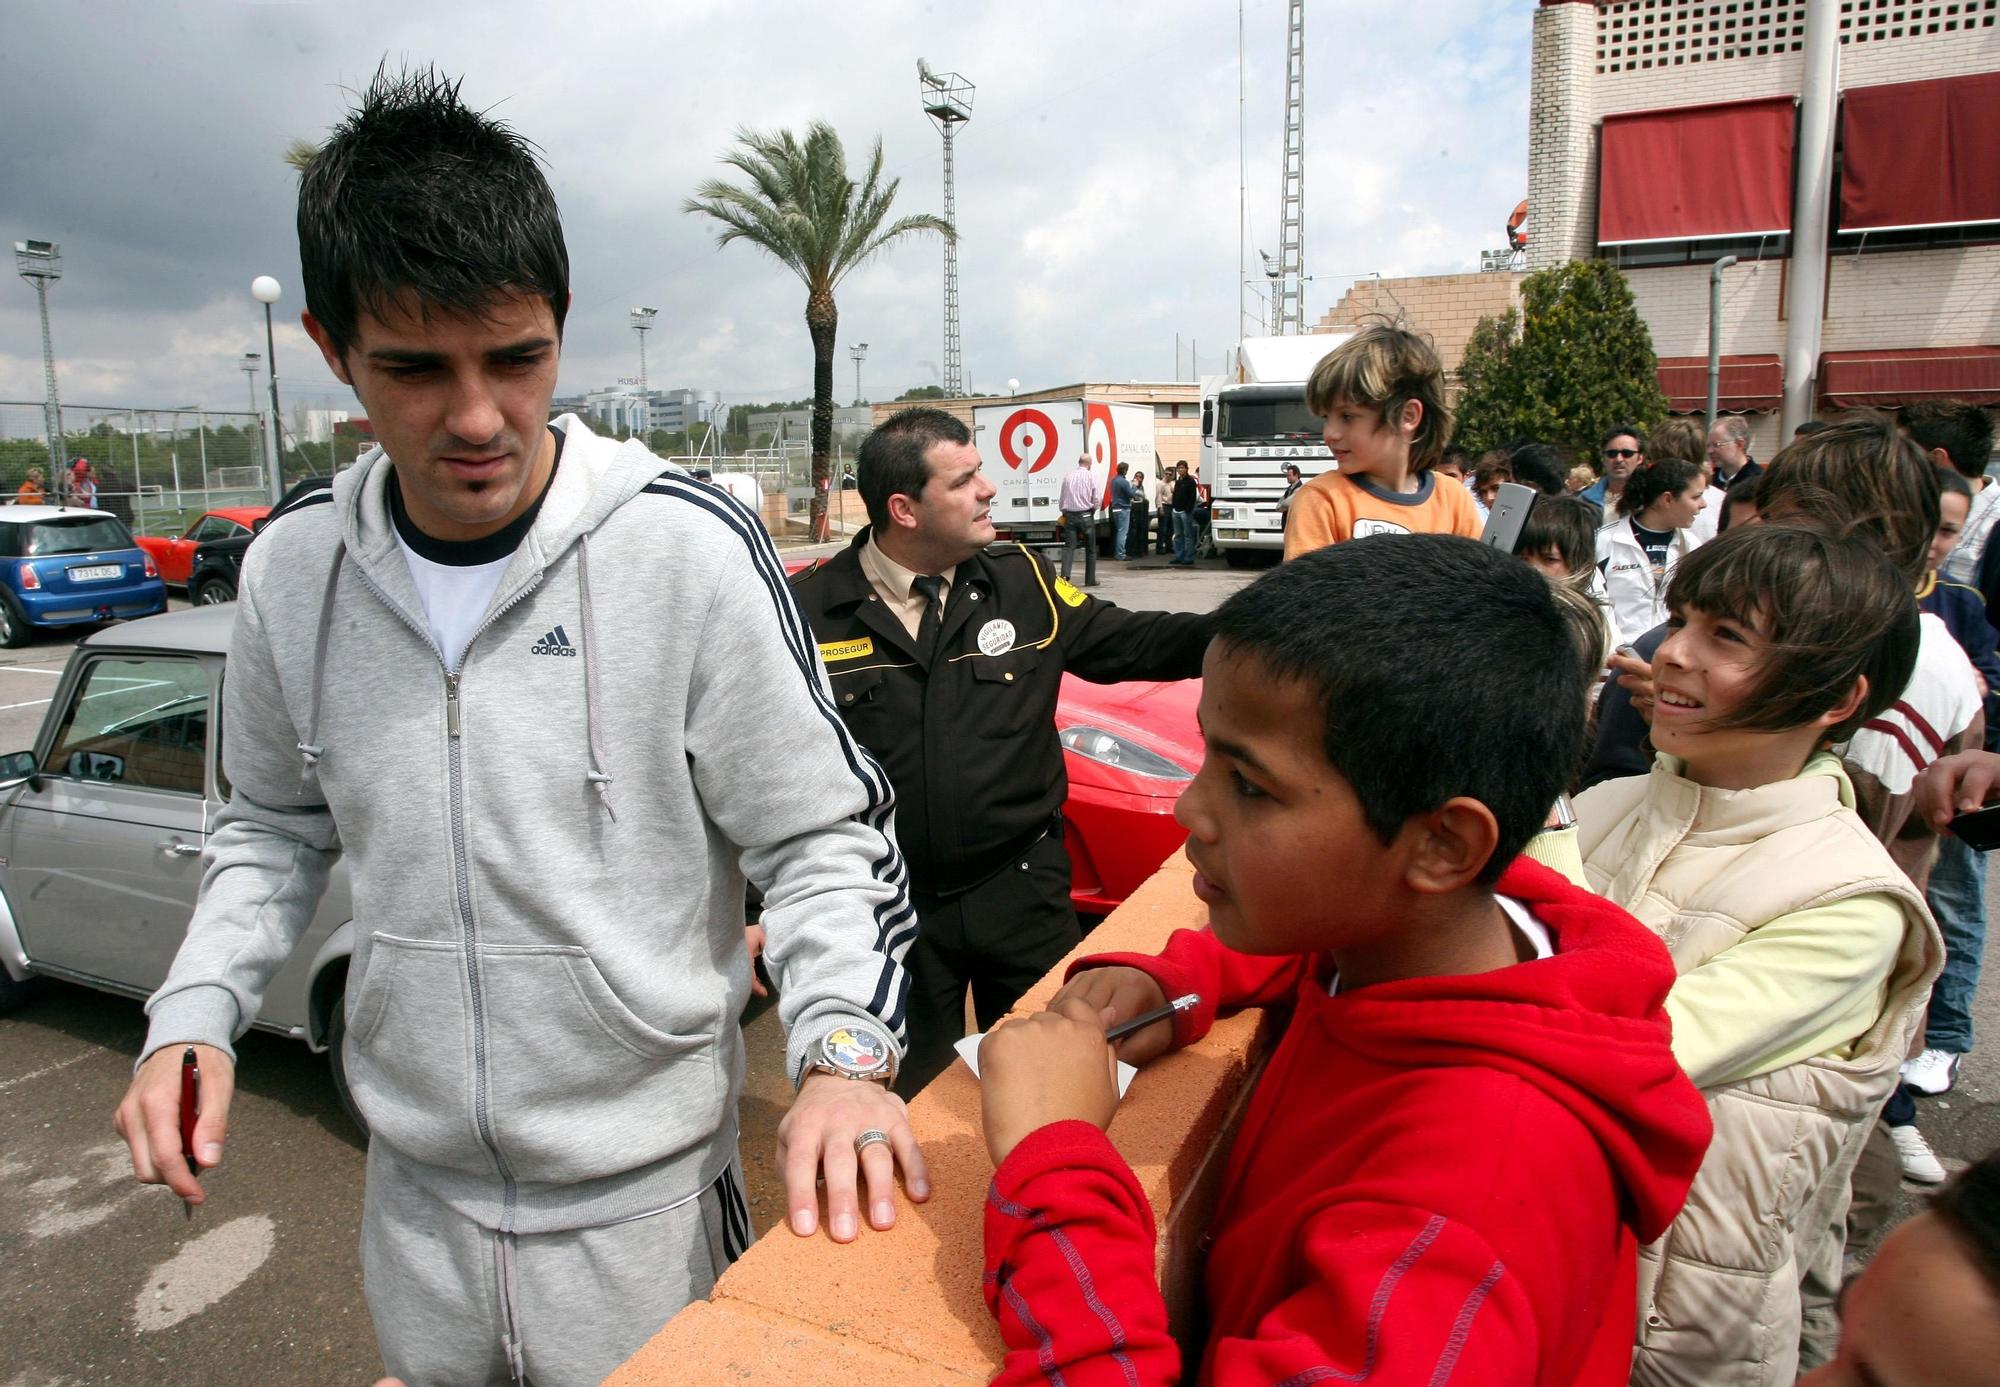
[685,123,952,541]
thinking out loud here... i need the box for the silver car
[0,605,361,1128]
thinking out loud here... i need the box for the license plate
[68,564,122,582]
[1219,528,1249,540]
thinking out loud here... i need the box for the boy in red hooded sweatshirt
[977,535,1711,1386]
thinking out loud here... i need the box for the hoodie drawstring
[577,533,616,820]
[298,544,344,786]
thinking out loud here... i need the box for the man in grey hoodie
[112,68,923,1387]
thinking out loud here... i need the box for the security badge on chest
[977,618,1016,656]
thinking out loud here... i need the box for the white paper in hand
[954,1031,1139,1099]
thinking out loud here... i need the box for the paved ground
[5,549,1983,1383]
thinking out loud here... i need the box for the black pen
[1106,993,1200,1043]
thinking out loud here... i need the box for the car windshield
[26,516,133,557]
[1218,397,1322,443]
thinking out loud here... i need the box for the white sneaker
[1902,1047,1963,1095]
[1891,1123,1948,1184]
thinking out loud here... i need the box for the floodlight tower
[14,240,65,474]
[849,342,869,405]
[1274,0,1306,333]
[240,353,263,416]
[919,59,974,397]
[629,307,658,394]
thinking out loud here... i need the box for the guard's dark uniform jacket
[788,529,1212,900]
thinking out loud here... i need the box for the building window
[1593,0,1993,70]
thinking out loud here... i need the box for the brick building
[1531,0,2000,460]
[1314,272,1524,399]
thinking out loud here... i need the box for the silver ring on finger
[853,1128,891,1156]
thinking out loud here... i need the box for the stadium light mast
[849,342,868,405]
[240,352,263,417]
[14,240,65,475]
[919,59,974,397]
[629,306,657,392]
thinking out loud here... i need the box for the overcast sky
[0,0,1534,422]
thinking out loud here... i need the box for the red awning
[1656,355,1783,413]
[1840,73,2000,233]
[1598,97,1795,244]
[1819,347,2000,409]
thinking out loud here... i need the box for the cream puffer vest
[1575,754,1941,1387]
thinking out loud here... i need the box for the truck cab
[1201,333,1349,563]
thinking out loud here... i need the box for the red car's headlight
[1059,725,1193,781]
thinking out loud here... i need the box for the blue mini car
[0,506,167,647]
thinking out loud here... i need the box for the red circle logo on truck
[998,408,1059,473]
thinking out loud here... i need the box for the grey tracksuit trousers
[361,1141,752,1387]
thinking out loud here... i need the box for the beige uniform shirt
[858,534,958,640]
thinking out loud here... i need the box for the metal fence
[0,402,370,537]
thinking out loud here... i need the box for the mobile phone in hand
[1947,802,2000,851]
[1480,483,1536,554]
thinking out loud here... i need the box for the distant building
[303,408,350,444]
[1528,0,2000,456]
[745,406,875,447]
[554,386,724,437]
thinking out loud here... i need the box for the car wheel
[0,595,29,649]
[325,981,369,1138]
[0,968,40,1015]
[194,577,236,606]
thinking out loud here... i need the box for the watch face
[822,1025,891,1077]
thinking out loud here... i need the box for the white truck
[972,397,1157,546]
[1201,332,1352,565]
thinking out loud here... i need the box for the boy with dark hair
[1282,325,1479,556]
[116,67,924,1385]
[976,536,1710,1386]
[1906,401,2000,585]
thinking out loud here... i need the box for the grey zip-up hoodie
[142,416,915,1232]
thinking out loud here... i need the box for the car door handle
[159,841,202,857]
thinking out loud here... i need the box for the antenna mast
[919,59,974,396]
[1275,0,1306,333]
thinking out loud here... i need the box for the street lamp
[849,342,869,405]
[251,276,284,503]
[14,240,65,475]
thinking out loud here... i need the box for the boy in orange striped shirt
[1283,324,1480,558]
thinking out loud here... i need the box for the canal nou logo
[531,625,579,656]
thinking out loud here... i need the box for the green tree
[685,123,951,540]
[894,384,946,402]
[1452,259,1669,465]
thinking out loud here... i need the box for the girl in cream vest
[1572,525,1944,1387]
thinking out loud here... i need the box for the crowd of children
[973,324,2000,1385]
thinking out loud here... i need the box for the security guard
[790,407,1210,1090]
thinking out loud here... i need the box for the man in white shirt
[1057,454,1102,586]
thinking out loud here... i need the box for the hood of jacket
[1309,856,1712,1242]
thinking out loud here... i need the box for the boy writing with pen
[973,535,1712,1386]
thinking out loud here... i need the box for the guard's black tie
[912,574,946,660]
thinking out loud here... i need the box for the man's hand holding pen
[114,1042,235,1213]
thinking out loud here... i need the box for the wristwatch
[801,1022,898,1088]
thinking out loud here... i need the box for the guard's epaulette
[987,540,1039,563]
[787,557,829,584]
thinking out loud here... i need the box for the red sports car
[1055,673,1201,914]
[136,506,269,588]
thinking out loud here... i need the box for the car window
[188,515,235,543]
[42,656,211,796]
[26,516,132,556]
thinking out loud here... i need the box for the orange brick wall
[608,850,1275,1385]
[1314,272,1526,391]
